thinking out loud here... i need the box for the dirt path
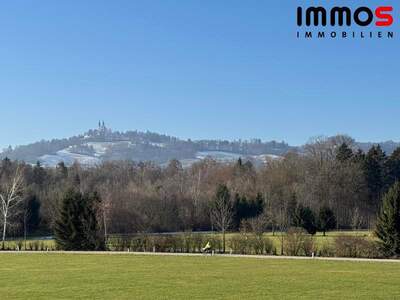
[1,250,399,263]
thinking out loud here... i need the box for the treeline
[1,135,400,241]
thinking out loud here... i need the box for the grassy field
[0,253,399,299]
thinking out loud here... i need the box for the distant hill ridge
[1,123,398,167]
[0,123,293,167]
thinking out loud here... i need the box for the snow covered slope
[39,146,282,168]
[40,149,101,167]
[4,125,288,167]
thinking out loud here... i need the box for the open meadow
[0,253,399,300]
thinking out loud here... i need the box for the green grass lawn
[0,253,399,300]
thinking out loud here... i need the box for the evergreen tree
[364,145,387,208]
[233,193,243,229]
[54,190,84,250]
[386,147,400,188]
[254,192,264,215]
[233,193,264,229]
[318,206,336,236]
[1,157,12,171]
[336,143,353,162]
[55,189,104,251]
[80,192,104,250]
[293,204,317,235]
[375,182,400,257]
[24,195,41,235]
[352,149,365,164]
[56,162,68,179]
[237,158,243,167]
[33,161,46,186]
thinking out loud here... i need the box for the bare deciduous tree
[210,184,233,253]
[276,202,289,255]
[98,183,114,240]
[0,167,24,247]
[351,207,364,232]
[305,135,355,167]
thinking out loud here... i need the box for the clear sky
[0,0,399,149]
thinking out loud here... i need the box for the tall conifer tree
[55,190,104,251]
[376,182,400,257]
[336,143,353,162]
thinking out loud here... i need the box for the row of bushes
[321,235,382,258]
[0,240,55,251]
[229,234,276,255]
[107,233,277,255]
[107,233,224,253]
[107,229,382,259]
[284,228,383,258]
[0,230,384,259]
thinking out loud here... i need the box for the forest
[0,134,399,243]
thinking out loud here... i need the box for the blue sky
[0,0,399,149]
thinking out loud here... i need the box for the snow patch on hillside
[149,142,166,148]
[252,154,282,163]
[179,151,282,168]
[196,151,242,162]
[39,143,282,168]
[39,149,101,167]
